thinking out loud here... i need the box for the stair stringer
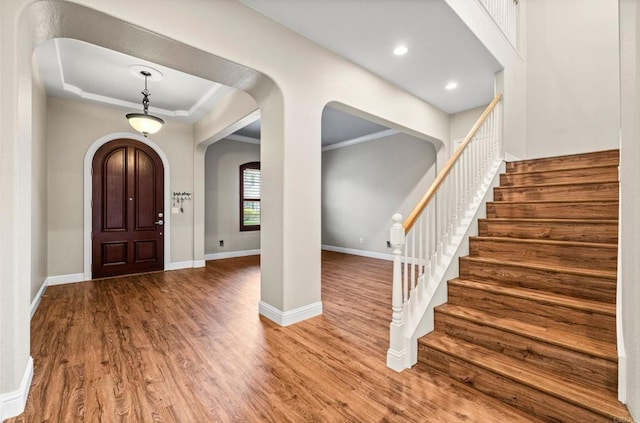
[404,160,506,368]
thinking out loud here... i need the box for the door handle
[155,219,164,226]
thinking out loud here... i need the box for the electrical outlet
[359,237,364,244]
[219,240,224,247]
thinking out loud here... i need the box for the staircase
[416,150,633,422]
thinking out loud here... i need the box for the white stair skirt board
[0,356,33,421]
[204,249,261,261]
[259,301,323,326]
[321,245,394,261]
[504,151,522,162]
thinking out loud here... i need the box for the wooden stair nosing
[448,278,615,316]
[434,304,617,361]
[459,256,617,281]
[494,180,619,191]
[469,237,618,273]
[503,164,619,177]
[420,333,630,420]
[479,217,618,224]
[470,236,618,250]
[500,166,619,187]
[478,218,618,244]
[485,200,619,219]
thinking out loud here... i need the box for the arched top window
[240,162,261,231]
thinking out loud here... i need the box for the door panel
[104,148,127,231]
[92,139,164,278]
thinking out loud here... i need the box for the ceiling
[240,0,502,114]
[34,0,502,145]
[35,38,234,123]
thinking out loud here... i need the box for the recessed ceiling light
[445,81,458,90]
[393,45,408,56]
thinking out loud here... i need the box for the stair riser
[506,150,619,173]
[494,182,619,202]
[469,238,618,272]
[418,346,613,423]
[447,284,616,343]
[478,220,618,244]
[434,312,617,393]
[486,201,619,219]
[459,258,616,303]
[500,166,618,186]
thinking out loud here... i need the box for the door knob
[155,219,164,226]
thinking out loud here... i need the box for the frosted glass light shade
[126,113,164,136]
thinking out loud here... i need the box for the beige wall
[46,96,194,276]
[526,0,620,158]
[620,0,640,417]
[449,105,487,155]
[322,133,437,254]
[205,139,260,255]
[31,63,48,302]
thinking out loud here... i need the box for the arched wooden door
[92,139,164,278]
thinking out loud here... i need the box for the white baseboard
[30,279,49,319]
[193,260,206,268]
[259,301,323,326]
[205,249,261,261]
[0,356,33,421]
[46,273,85,286]
[322,245,394,261]
[167,261,197,270]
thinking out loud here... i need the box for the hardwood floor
[10,251,539,423]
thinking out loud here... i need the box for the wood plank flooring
[9,251,539,423]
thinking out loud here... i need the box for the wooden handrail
[403,93,503,232]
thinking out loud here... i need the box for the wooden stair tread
[495,181,618,190]
[506,149,619,172]
[449,278,615,316]
[489,199,618,204]
[470,236,617,249]
[435,304,617,361]
[420,333,628,419]
[504,164,619,177]
[479,217,618,224]
[460,256,617,280]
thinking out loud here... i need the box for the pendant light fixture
[126,70,164,137]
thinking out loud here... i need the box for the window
[240,161,261,231]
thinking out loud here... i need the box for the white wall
[46,96,195,276]
[322,133,437,254]
[31,62,48,302]
[526,0,620,158]
[205,139,260,255]
[445,0,527,159]
[619,0,640,418]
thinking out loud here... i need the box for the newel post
[387,213,407,371]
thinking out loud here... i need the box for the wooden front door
[92,139,164,278]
